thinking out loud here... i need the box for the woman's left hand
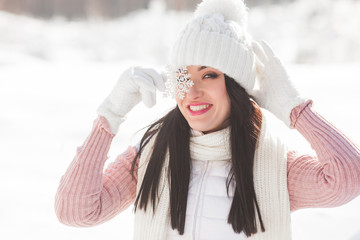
[251,40,308,127]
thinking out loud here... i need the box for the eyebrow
[197,66,208,71]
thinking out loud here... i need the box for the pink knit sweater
[54,101,360,227]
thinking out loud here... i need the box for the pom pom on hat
[169,0,256,95]
[194,0,248,27]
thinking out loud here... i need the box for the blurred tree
[0,0,301,18]
[53,0,86,19]
[0,0,23,14]
[0,0,150,19]
[25,0,54,18]
[165,0,200,11]
[245,0,297,7]
[164,0,298,10]
[85,0,150,18]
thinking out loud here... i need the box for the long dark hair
[131,75,264,237]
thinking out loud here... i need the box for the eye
[203,73,219,79]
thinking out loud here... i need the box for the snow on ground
[1,0,360,239]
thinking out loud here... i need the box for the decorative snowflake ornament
[164,65,193,100]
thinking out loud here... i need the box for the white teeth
[189,104,210,111]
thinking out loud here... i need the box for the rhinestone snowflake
[164,65,193,99]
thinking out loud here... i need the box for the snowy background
[1,0,360,239]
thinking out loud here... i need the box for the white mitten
[97,66,166,134]
[251,40,308,127]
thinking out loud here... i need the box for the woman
[55,0,360,239]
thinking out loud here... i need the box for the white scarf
[133,109,292,240]
[190,127,232,161]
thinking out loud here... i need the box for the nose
[186,79,202,99]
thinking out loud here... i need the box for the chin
[189,122,213,133]
[189,123,204,131]
[189,119,229,134]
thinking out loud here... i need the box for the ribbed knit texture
[135,109,291,240]
[170,1,256,93]
[167,119,290,239]
[167,127,242,239]
[250,110,291,239]
[189,127,232,161]
[171,29,256,92]
[54,117,137,226]
[288,100,360,211]
[133,136,171,240]
[54,103,360,238]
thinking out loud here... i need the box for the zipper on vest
[192,161,209,240]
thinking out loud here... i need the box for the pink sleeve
[54,116,139,226]
[287,100,360,212]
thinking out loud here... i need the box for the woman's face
[176,65,231,134]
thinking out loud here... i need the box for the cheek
[219,94,231,115]
[176,98,187,115]
[215,86,231,116]
[213,83,229,104]
[175,97,184,109]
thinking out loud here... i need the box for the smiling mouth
[189,104,210,111]
[187,104,212,115]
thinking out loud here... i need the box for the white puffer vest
[166,127,246,240]
[133,109,292,240]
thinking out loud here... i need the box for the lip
[187,103,213,116]
[187,102,210,107]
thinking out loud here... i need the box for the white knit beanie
[169,0,256,94]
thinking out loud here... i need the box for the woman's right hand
[97,66,166,134]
